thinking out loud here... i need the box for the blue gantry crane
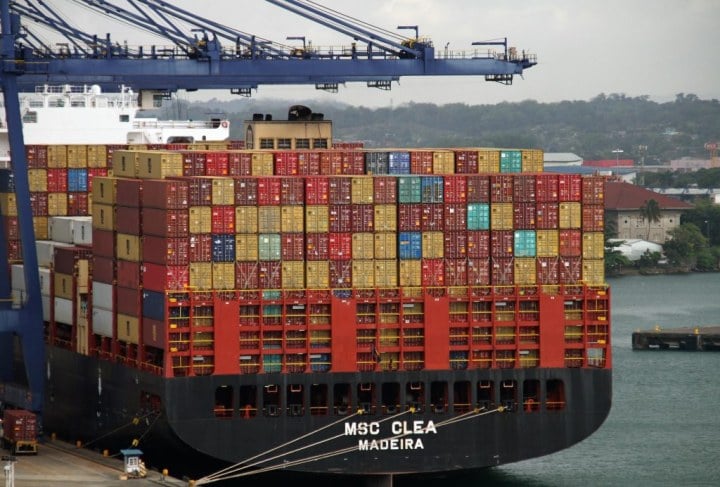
[0,0,536,416]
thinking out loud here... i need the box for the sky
[30,0,720,107]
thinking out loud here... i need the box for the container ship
[0,102,611,485]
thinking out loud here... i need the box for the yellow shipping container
[491,203,514,230]
[211,177,235,205]
[305,205,329,233]
[116,314,140,344]
[258,206,281,233]
[116,233,142,262]
[28,169,48,192]
[127,144,148,151]
[92,176,117,205]
[235,234,259,261]
[422,231,444,258]
[87,145,108,168]
[582,259,605,285]
[112,150,139,177]
[282,261,305,289]
[190,262,213,289]
[559,202,582,229]
[137,151,184,179]
[374,204,397,231]
[514,258,537,285]
[374,232,397,259]
[521,149,544,173]
[582,232,605,259]
[375,260,398,287]
[352,260,375,288]
[67,145,88,168]
[212,262,235,290]
[399,260,422,287]
[189,206,212,234]
[281,206,304,233]
[251,152,274,175]
[432,150,455,174]
[477,149,501,173]
[33,216,49,240]
[76,259,89,290]
[351,177,374,204]
[53,273,75,300]
[306,261,329,289]
[0,193,17,216]
[536,230,559,257]
[47,145,67,168]
[235,206,258,233]
[352,233,374,260]
[48,193,67,216]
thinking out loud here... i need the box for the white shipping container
[36,240,73,267]
[10,264,25,291]
[49,216,93,245]
[54,297,74,325]
[11,288,24,307]
[42,295,50,321]
[92,308,113,338]
[92,281,114,311]
[39,267,51,296]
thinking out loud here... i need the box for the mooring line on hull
[80,410,161,450]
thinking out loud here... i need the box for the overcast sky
[41,0,720,107]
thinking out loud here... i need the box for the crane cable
[195,406,504,485]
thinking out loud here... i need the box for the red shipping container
[87,168,108,192]
[228,151,251,176]
[558,174,582,202]
[410,150,433,174]
[205,151,229,176]
[47,168,68,192]
[536,202,559,229]
[444,203,467,231]
[258,261,282,289]
[513,203,536,230]
[329,260,351,288]
[491,230,514,258]
[142,262,189,291]
[27,145,48,169]
[535,174,559,202]
[320,151,343,175]
[54,245,91,275]
[281,233,305,260]
[342,150,365,175]
[467,258,491,286]
[582,176,605,205]
[582,205,605,232]
[513,175,536,202]
[454,150,479,174]
[421,204,444,231]
[559,256,582,284]
[182,151,206,176]
[298,151,321,175]
[189,234,212,262]
[328,233,352,260]
[234,177,258,205]
[92,256,115,283]
[536,257,560,284]
[257,177,281,205]
[92,228,115,258]
[143,235,189,266]
[117,260,141,288]
[444,232,468,258]
[491,257,514,285]
[328,177,351,204]
[3,216,19,240]
[143,317,166,349]
[2,409,37,442]
[274,151,299,175]
[116,206,142,235]
[329,205,352,232]
[559,229,582,257]
[211,206,235,234]
[236,261,259,289]
[445,258,468,286]
[7,240,21,261]
[466,176,490,203]
[444,175,467,203]
[351,204,374,232]
[183,176,213,205]
[490,175,514,203]
[116,286,142,316]
[373,177,397,203]
[116,178,143,207]
[142,179,189,209]
[467,231,490,259]
[141,208,189,237]
[30,192,48,216]
[306,233,329,260]
[280,177,305,204]
[398,204,422,231]
[67,193,89,216]
[105,144,127,167]
[305,177,329,205]
[422,259,445,287]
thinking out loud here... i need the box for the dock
[3,437,189,486]
[631,326,720,351]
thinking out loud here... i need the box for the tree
[639,198,661,241]
[663,223,707,270]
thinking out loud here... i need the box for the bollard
[103,449,109,457]
[76,440,82,448]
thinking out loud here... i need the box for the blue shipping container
[365,151,389,174]
[467,203,490,230]
[67,168,88,192]
[142,290,166,321]
[514,230,537,257]
[421,176,444,203]
[388,152,411,174]
[212,234,236,262]
[398,231,422,259]
[0,168,15,192]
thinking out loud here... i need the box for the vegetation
[638,199,661,241]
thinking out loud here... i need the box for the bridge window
[277,138,292,149]
[260,138,274,149]
[477,380,495,411]
[22,111,38,123]
[295,138,310,149]
[312,138,328,149]
[381,382,400,414]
